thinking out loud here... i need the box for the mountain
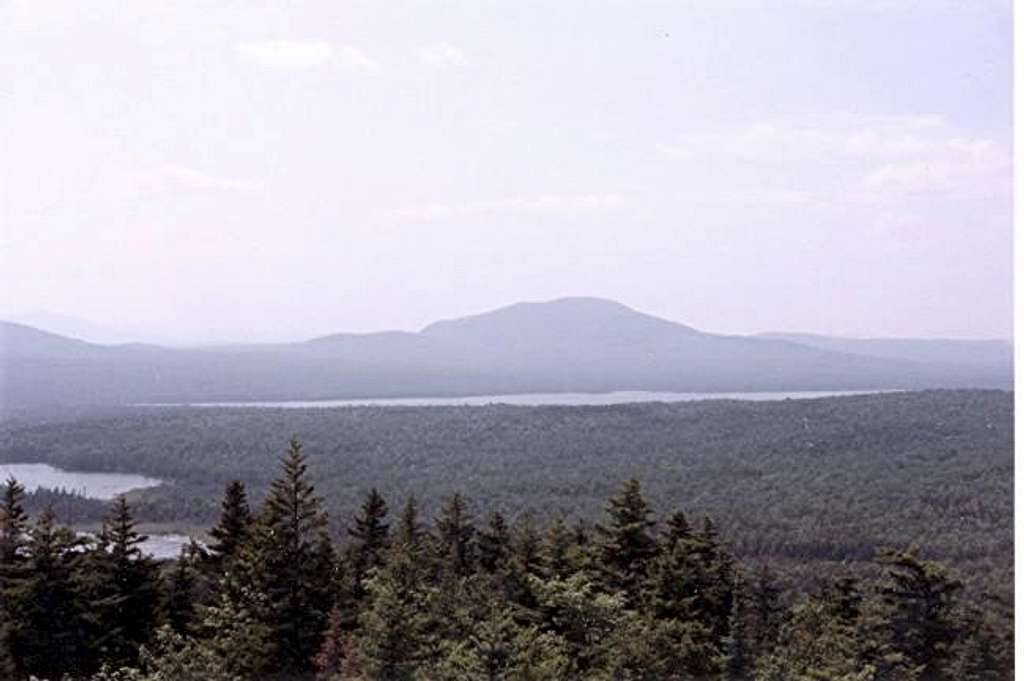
[757,332,1012,367]
[2,312,138,345]
[0,298,1011,411]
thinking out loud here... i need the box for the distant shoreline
[135,388,905,409]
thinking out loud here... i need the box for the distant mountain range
[0,297,1011,410]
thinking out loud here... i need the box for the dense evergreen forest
[0,437,1011,680]
[0,391,1011,599]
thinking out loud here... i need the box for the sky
[0,0,1013,344]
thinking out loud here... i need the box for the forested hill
[0,298,1011,410]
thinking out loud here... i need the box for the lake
[147,389,892,409]
[0,463,195,559]
[0,463,162,499]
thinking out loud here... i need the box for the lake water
[0,463,162,499]
[150,389,890,409]
[0,464,193,559]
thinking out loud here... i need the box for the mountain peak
[420,297,700,344]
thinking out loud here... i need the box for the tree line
[0,437,1011,680]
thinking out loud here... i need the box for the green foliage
[206,480,251,572]
[594,478,657,606]
[82,497,161,668]
[6,506,90,679]
[0,422,1012,681]
[246,436,335,673]
[432,492,476,578]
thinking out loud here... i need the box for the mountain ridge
[0,297,1011,410]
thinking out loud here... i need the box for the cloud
[235,40,376,71]
[391,193,624,221]
[658,114,1010,205]
[416,42,467,67]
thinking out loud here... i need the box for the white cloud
[235,40,376,71]
[416,42,466,67]
[391,193,624,221]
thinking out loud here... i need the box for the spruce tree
[206,480,251,573]
[397,495,424,549]
[348,487,390,600]
[0,476,28,566]
[512,514,544,578]
[6,506,90,679]
[352,542,433,680]
[750,564,784,658]
[477,510,512,573]
[540,516,574,580]
[433,492,476,578]
[162,544,201,636]
[86,496,161,668]
[875,549,964,681]
[251,436,335,673]
[593,478,657,606]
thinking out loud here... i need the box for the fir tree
[250,436,336,673]
[477,510,512,573]
[206,480,252,573]
[593,478,657,606]
[875,549,964,681]
[87,496,161,668]
[397,495,424,549]
[433,492,476,578]
[6,506,90,679]
[750,564,784,658]
[512,514,544,578]
[661,508,692,551]
[348,487,390,600]
[162,544,201,636]
[0,476,28,566]
[540,516,574,580]
[351,543,434,680]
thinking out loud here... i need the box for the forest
[0,390,1011,600]
[0,437,1011,680]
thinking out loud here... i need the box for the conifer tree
[250,436,336,673]
[593,478,657,606]
[313,607,348,681]
[206,480,251,573]
[755,599,874,680]
[0,476,28,566]
[397,495,424,549]
[87,496,161,668]
[348,487,390,599]
[750,564,784,658]
[433,492,476,577]
[821,573,863,624]
[162,544,201,636]
[477,510,512,573]
[6,506,90,679]
[0,476,29,677]
[723,576,754,680]
[512,514,544,578]
[661,508,692,551]
[351,542,434,680]
[953,611,1010,681]
[540,516,574,580]
[874,549,964,681]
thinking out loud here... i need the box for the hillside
[1,298,1011,410]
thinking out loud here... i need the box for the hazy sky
[1,1,1012,343]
